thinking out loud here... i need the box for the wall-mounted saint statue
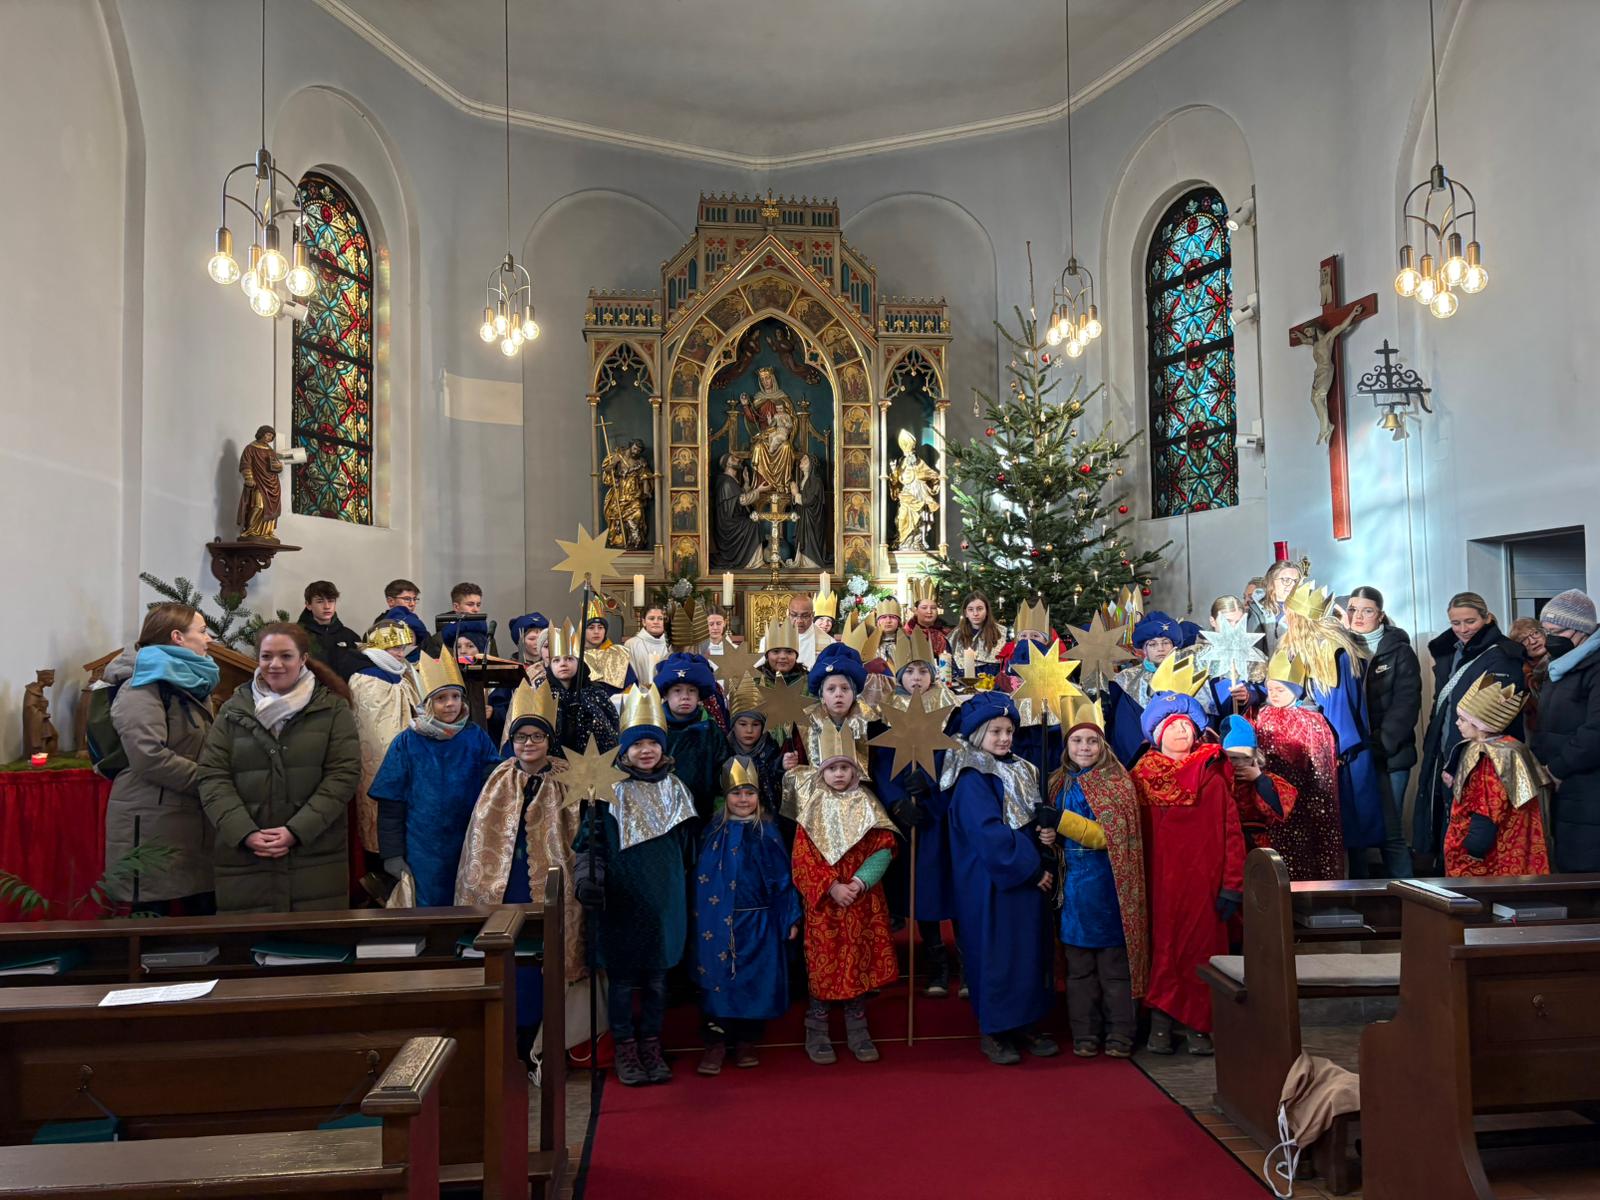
[888,429,940,551]
[237,424,285,542]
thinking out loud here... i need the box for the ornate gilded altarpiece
[584,194,951,630]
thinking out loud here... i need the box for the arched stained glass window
[291,172,373,524]
[1145,187,1237,517]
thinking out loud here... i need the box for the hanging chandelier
[1394,0,1487,319]
[477,0,539,356]
[1045,0,1101,357]
[205,0,314,317]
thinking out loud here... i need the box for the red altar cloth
[0,768,111,922]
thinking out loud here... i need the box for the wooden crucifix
[1289,255,1377,541]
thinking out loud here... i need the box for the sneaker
[639,1036,673,1083]
[958,981,970,999]
[981,1034,1021,1066]
[696,1042,725,1076]
[1104,1038,1134,1059]
[1020,1030,1061,1058]
[732,1043,760,1069]
[804,1021,837,1065]
[1147,1012,1175,1056]
[1073,1039,1100,1058]
[1186,1032,1214,1057]
[613,1038,649,1087]
[924,953,951,998]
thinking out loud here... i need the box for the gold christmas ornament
[869,690,961,783]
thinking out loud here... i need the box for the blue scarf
[130,645,219,699]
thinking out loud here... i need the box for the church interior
[4,1,1600,1197]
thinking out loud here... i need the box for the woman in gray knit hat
[1531,589,1600,871]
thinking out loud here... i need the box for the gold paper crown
[876,597,903,619]
[1118,585,1145,617]
[671,599,709,649]
[547,619,582,659]
[1062,694,1106,732]
[816,723,866,777]
[584,595,609,625]
[1014,596,1050,635]
[839,613,883,662]
[720,756,762,793]
[1286,579,1335,623]
[362,621,415,652]
[901,628,936,666]
[506,678,557,738]
[907,577,938,605]
[1456,674,1526,734]
[416,650,466,700]
[1266,646,1310,688]
[1149,653,1209,698]
[619,684,667,732]
[764,617,800,652]
[813,590,840,619]
[728,672,763,717]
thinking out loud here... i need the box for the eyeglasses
[512,732,548,746]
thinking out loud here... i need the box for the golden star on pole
[552,524,624,593]
[1065,613,1138,690]
[710,641,764,686]
[869,691,961,783]
[755,674,812,737]
[1009,637,1087,721]
[559,737,627,803]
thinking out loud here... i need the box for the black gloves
[891,794,927,832]
[1462,813,1498,860]
[903,773,932,798]
[1215,892,1241,922]
[574,843,607,909]
[1032,802,1059,831]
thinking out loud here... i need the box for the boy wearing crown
[369,651,502,906]
[756,617,809,687]
[456,680,589,1054]
[693,758,803,1075]
[726,673,785,820]
[348,619,422,859]
[784,724,899,1064]
[1131,660,1244,1055]
[812,590,840,642]
[907,579,950,658]
[545,620,620,755]
[582,599,637,696]
[654,652,731,820]
[573,685,698,1086]
[1106,611,1192,766]
[1253,649,1344,880]
[1443,676,1551,877]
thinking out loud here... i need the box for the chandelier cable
[259,0,266,148]
[1427,0,1442,167]
[504,0,512,254]
[1064,0,1075,258]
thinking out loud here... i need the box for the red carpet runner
[581,1040,1267,1199]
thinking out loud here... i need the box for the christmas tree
[929,309,1165,630]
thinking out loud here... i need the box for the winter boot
[1019,1028,1061,1058]
[639,1036,672,1083]
[844,1000,880,1063]
[1147,1009,1175,1056]
[1186,1031,1214,1056]
[804,1000,836,1065]
[981,1034,1021,1065]
[922,944,951,998]
[696,1041,726,1076]
[613,1038,649,1086]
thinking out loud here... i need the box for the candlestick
[722,572,735,605]
[633,574,646,607]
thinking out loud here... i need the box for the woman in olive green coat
[198,623,361,913]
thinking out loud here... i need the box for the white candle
[722,572,735,605]
[963,648,977,679]
[633,574,645,606]
[897,569,909,602]
[819,571,830,597]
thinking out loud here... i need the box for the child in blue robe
[369,652,501,907]
[655,652,731,820]
[693,759,802,1075]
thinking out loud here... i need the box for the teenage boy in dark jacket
[298,581,366,681]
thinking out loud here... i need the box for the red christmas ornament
[1118,504,1129,514]
[1030,548,1041,559]
[960,540,970,550]
[1040,352,1052,366]
[1121,559,1131,568]
[985,427,995,437]
[1141,587,1152,597]
[1079,463,1092,474]
[996,472,1007,483]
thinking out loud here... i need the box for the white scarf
[363,647,410,677]
[253,668,316,736]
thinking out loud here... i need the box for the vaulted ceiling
[318,0,1234,166]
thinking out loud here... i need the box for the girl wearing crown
[812,591,840,642]
[1252,649,1344,880]
[368,650,502,907]
[693,759,803,1075]
[456,679,588,1056]
[907,579,950,658]
[1443,676,1552,877]
[654,651,732,820]
[545,620,620,755]
[784,724,899,1065]
[1046,699,1148,1059]
[1131,665,1244,1056]
[573,684,698,1087]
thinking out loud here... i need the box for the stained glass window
[1145,187,1238,517]
[291,172,373,524]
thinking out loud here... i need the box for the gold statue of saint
[238,424,285,542]
[888,429,940,550]
[739,366,798,501]
[600,437,654,550]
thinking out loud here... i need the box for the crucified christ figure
[1292,302,1364,445]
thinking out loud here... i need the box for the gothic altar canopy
[583,192,952,608]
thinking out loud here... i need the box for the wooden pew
[1201,850,1600,1192]
[0,875,569,1200]
[0,1034,456,1199]
[0,875,569,1198]
[1362,880,1600,1200]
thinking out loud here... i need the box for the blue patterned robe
[694,817,803,1021]
[1311,649,1386,849]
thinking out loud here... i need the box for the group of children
[343,570,1552,1077]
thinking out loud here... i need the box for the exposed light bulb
[1462,263,1488,294]
[250,285,283,317]
[1395,266,1420,298]
[494,309,510,335]
[240,268,261,298]
[209,251,240,285]
[260,248,288,285]
[1045,325,1062,347]
[284,240,315,298]
[1065,338,1084,359]
[500,336,518,357]
[524,317,541,340]
[1416,273,1439,306]
[1430,288,1458,319]
[479,322,496,343]
[1442,233,1466,286]
[510,324,524,347]
[1084,307,1103,339]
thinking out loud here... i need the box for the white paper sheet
[98,979,218,1007]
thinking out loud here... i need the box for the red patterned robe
[1445,751,1550,878]
[1232,769,1299,855]
[1253,705,1345,881]
[1132,744,1244,1033]
[791,826,899,1001]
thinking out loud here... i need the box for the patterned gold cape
[781,768,897,866]
[585,643,633,689]
[1457,737,1552,811]
[939,742,1041,830]
[350,667,420,853]
[803,701,878,773]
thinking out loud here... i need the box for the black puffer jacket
[1530,637,1600,871]
[1364,625,1423,772]
[297,609,367,680]
[1413,622,1525,858]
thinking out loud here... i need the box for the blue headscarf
[1133,611,1182,649]
[129,644,219,699]
[654,652,718,700]
[1140,691,1209,745]
[808,642,867,696]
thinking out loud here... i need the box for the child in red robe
[1220,714,1298,855]
[1132,682,1244,1056]
[1444,675,1552,877]
[783,724,899,1065]
[1253,649,1345,881]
